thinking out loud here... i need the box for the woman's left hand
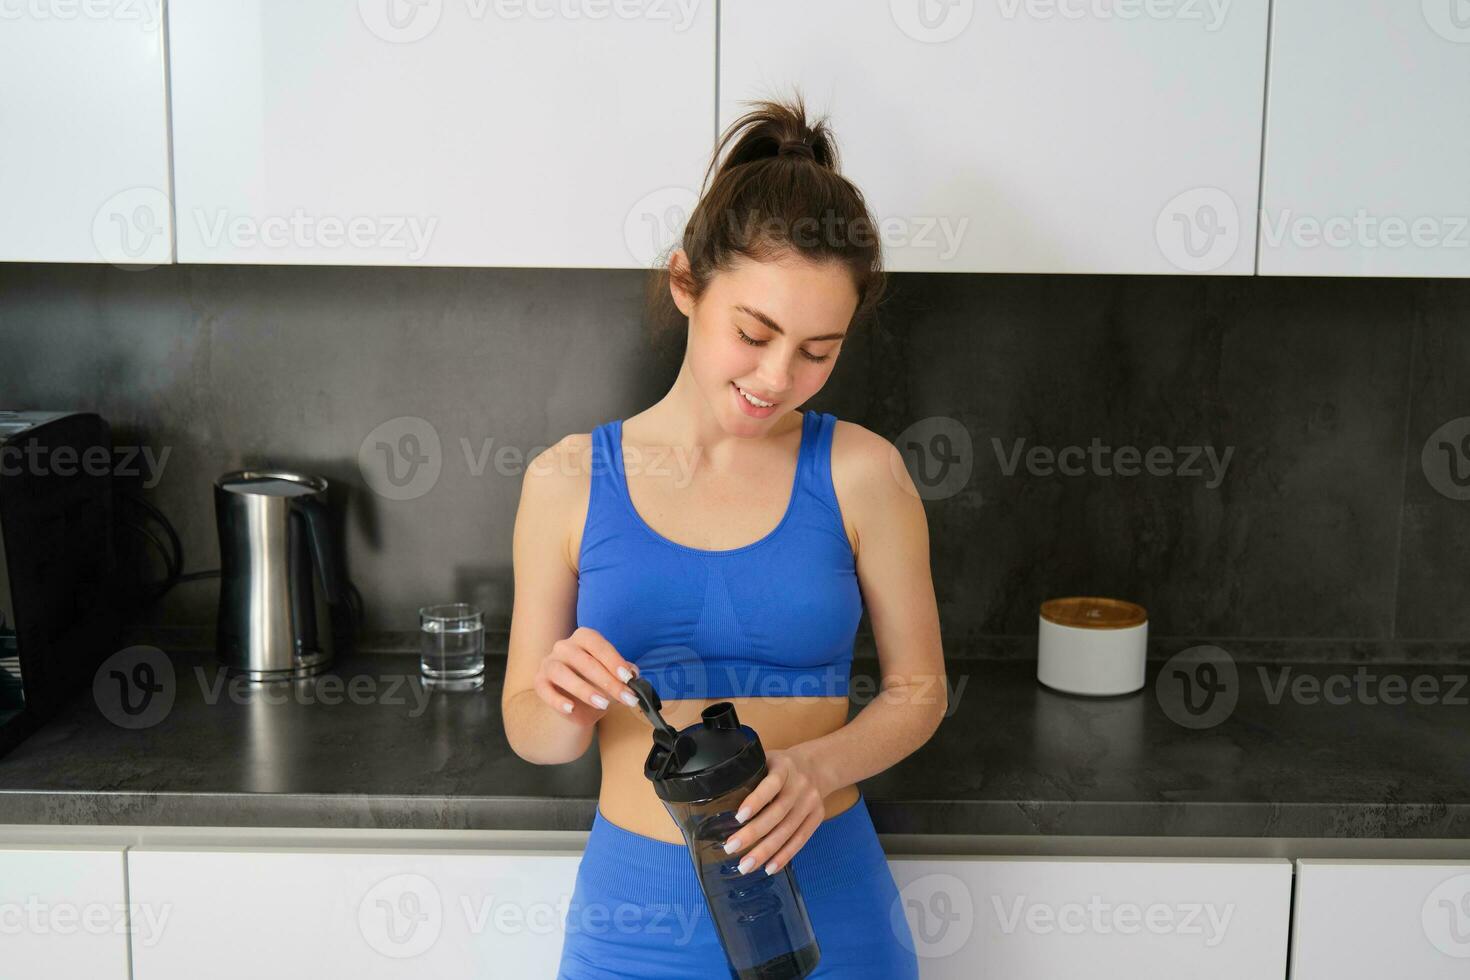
[721,745,828,876]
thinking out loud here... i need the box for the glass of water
[419,603,485,687]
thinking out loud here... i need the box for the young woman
[503,96,946,979]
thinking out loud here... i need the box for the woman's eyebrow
[734,305,847,342]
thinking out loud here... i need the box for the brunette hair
[646,93,887,352]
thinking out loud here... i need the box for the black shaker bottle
[626,675,821,980]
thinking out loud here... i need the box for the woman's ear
[668,248,695,318]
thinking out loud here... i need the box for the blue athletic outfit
[560,410,919,979]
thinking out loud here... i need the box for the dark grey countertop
[1,646,1467,838]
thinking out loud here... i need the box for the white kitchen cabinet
[0,0,172,265]
[1259,3,1470,277]
[127,847,581,979]
[887,857,1290,979]
[165,1,714,267]
[0,845,133,980]
[718,1,1270,275]
[1289,860,1470,978]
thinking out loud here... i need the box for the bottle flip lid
[627,675,766,803]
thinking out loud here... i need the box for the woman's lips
[732,381,779,418]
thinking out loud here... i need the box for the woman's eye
[737,326,832,363]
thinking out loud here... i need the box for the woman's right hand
[533,626,641,726]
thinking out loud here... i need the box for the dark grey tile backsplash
[1,264,1466,658]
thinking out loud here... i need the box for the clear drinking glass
[419,603,485,686]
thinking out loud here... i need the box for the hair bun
[777,138,816,160]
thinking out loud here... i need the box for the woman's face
[672,249,859,436]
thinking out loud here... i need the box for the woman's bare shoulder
[827,419,923,557]
[518,432,597,572]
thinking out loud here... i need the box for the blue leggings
[557,793,919,979]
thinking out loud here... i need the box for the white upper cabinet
[1260,3,1470,277]
[0,0,172,265]
[166,1,714,267]
[718,1,1270,275]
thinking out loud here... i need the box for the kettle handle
[294,496,344,606]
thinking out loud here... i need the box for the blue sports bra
[576,410,862,700]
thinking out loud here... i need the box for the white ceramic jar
[1037,597,1149,696]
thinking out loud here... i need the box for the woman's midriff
[595,694,859,843]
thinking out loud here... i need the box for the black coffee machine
[0,411,120,760]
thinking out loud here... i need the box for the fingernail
[560,702,574,713]
[735,808,750,823]
[617,666,633,682]
[620,690,638,706]
[723,837,740,854]
[765,862,779,876]
[591,694,609,709]
[737,857,754,875]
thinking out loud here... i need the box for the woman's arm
[791,421,948,792]
[502,434,599,764]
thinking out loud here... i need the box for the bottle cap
[626,676,766,803]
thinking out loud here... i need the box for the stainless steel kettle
[214,471,344,680]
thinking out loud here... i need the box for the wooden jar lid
[1039,596,1147,630]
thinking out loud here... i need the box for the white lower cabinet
[126,848,580,979]
[0,846,133,980]
[887,857,1290,979]
[1289,860,1470,979]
